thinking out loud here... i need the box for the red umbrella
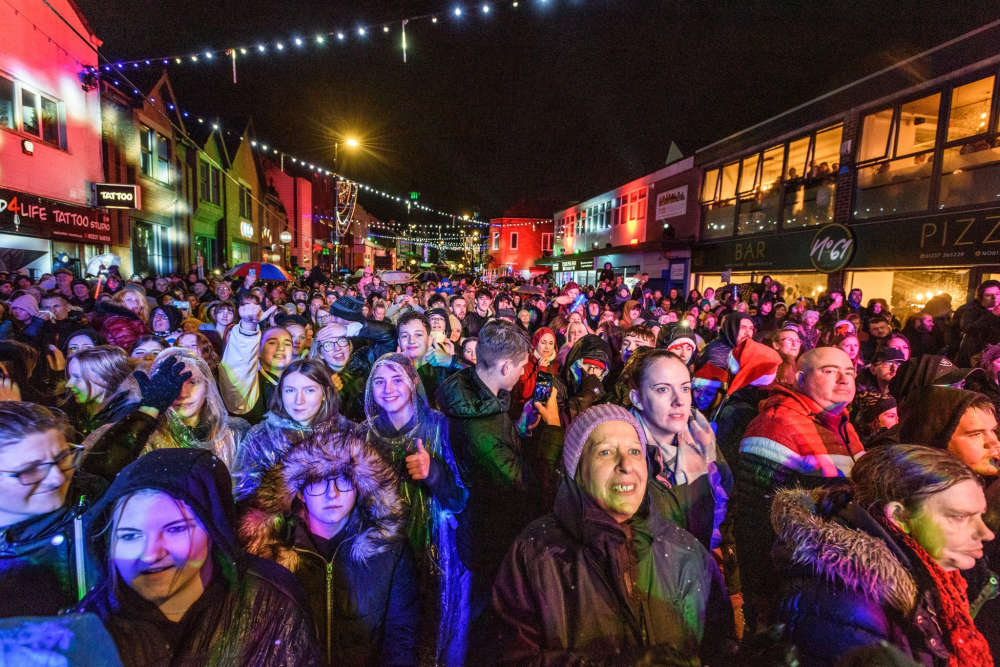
[229,261,294,281]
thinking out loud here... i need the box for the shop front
[0,187,113,277]
[692,213,1000,308]
[553,258,595,287]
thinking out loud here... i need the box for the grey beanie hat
[563,404,648,479]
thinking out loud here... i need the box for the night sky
[74,0,1000,223]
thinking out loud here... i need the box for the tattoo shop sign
[0,188,113,244]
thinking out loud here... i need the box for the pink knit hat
[10,294,39,318]
[563,404,647,479]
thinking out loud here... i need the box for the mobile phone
[429,330,447,347]
[533,371,553,404]
[172,300,190,310]
[248,268,256,281]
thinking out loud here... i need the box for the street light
[279,229,293,267]
[333,136,361,170]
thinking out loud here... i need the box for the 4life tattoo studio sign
[692,212,1000,273]
[0,188,113,244]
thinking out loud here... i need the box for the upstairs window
[856,93,941,218]
[0,75,64,147]
[140,125,170,183]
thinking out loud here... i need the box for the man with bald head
[732,346,866,633]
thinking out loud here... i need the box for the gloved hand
[134,357,193,412]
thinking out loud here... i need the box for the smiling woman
[74,448,320,665]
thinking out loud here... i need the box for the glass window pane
[738,154,759,194]
[737,189,780,236]
[947,76,994,142]
[701,169,719,202]
[896,93,940,156]
[811,125,842,177]
[855,152,934,219]
[21,88,39,136]
[859,107,893,162]
[786,137,809,181]
[719,162,739,200]
[703,201,735,238]
[939,143,1000,208]
[0,78,13,129]
[760,145,783,193]
[40,97,59,144]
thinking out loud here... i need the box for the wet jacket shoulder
[771,488,951,666]
[77,558,322,667]
[492,480,733,665]
[233,412,355,501]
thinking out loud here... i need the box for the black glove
[134,357,193,412]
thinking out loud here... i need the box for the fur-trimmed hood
[770,487,918,614]
[239,427,407,571]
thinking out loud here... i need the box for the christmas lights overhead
[103,0,582,67]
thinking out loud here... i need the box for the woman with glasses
[0,358,191,617]
[309,322,367,421]
[233,359,355,501]
[241,426,418,666]
[359,353,469,665]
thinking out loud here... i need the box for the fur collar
[239,428,405,570]
[95,300,142,321]
[771,488,918,614]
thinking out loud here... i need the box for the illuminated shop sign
[0,188,113,244]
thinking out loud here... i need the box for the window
[939,75,1000,209]
[0,77,13,129]
[541,232,553,251]
[140,126,170,183]
[0,76,64,147]
[21,88,38,136]
[856,93,941,219]
[492,232,500,250]
[510,232,519,249]
[239,186,253,220]
[704,124,842,237]
[198,161,221,205]
[784,124,841,229]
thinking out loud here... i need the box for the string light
[103,0,587,67]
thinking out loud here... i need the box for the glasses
[320,339,350,351]
[303,475,353,496]
[0,445,84,486]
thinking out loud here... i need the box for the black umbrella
[415,271,440,282]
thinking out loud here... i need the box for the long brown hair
[268,359,341,424]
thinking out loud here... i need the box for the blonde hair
[111,286,150,322]
[69,346,135,403]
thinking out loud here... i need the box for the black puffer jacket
[0,410,158,618]
[492,478,734,665]
[435,367,563,588]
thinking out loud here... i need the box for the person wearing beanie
[852,393,898,444]
[899,386,999,478]
[74,448,321,665]
[492,403,734,664]
[148,304,184,344]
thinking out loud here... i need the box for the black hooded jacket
[697,313,751,372]
[75,449,321,666]
[561,334,613,419]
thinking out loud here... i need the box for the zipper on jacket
[325,560,333,663]
[73,495,88,601]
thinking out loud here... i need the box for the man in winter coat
[733,345,866,633]
[435,320,562,629]
[492,404,734,665]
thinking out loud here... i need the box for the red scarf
[882,518,992,667]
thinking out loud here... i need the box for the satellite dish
[86,253,121,277]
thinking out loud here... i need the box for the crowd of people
[0,261,998,665]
